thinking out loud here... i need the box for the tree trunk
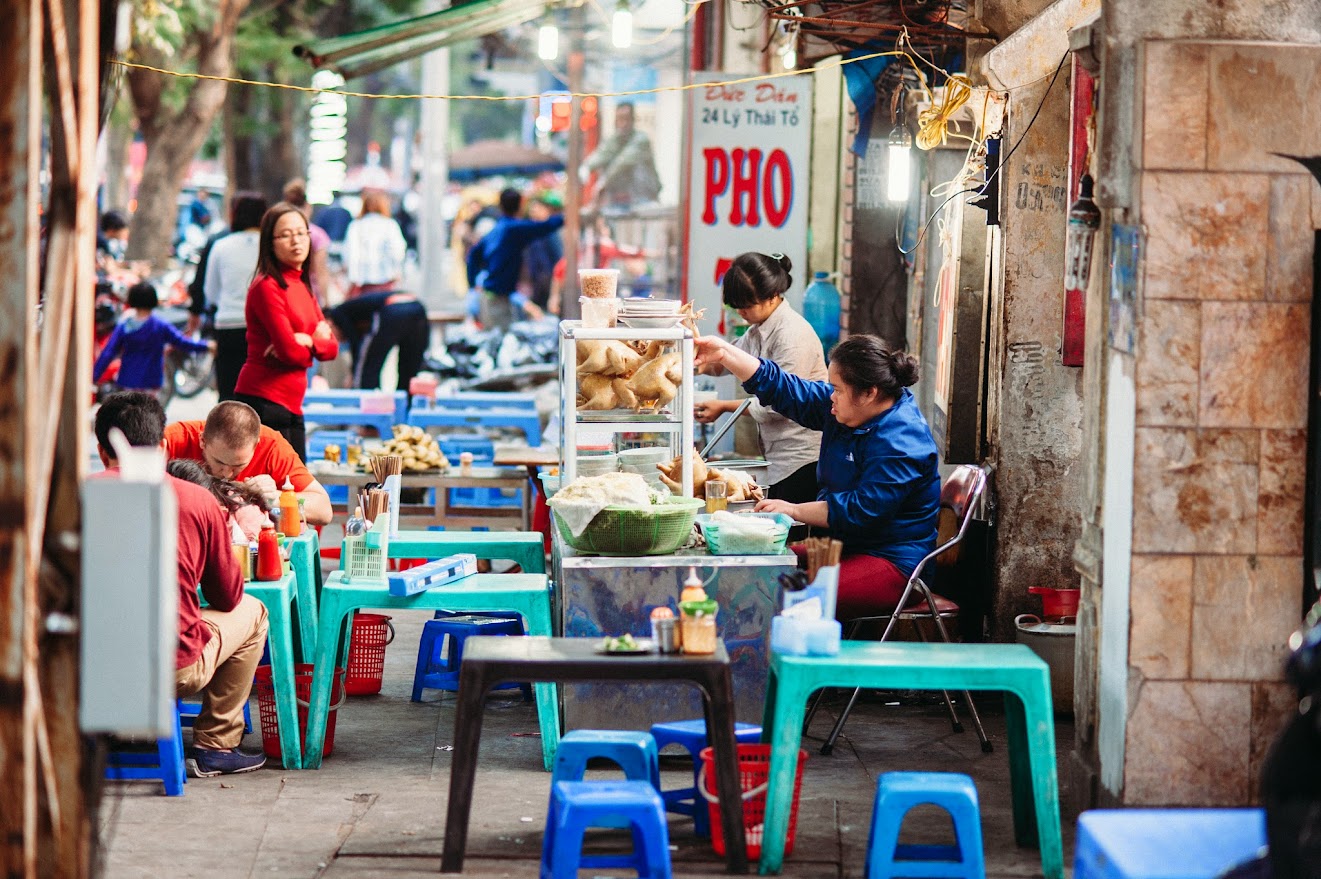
[124,0,252,267]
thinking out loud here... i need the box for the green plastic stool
[301,570,558,770]
[757,641,1062,878]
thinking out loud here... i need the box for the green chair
[757,641,1062,878]
[386,529,546,574]
[301,570,558,770]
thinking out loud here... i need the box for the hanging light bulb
[782,44,797,70]
[538,23,559,61]
[886,124,912,202]
[611,0,633,49]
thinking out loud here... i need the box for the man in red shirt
[164,400,333,525]
[95,392,270,776]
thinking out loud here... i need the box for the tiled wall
[1124,41,1321,804]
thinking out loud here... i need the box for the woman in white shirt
[343,189,407,299]
[695,252,828,504]
[203,192,267,400]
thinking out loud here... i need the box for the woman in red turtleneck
[233,202,338,461]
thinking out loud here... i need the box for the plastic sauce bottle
[802,271,841,359]
[255,523,283,581]
[345,506,367,537]
[278,478,301,537]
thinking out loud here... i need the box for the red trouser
[791,545,909,620]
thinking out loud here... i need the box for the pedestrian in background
[466,188,562,331]
[233,203,338,460]
[93,281,213,398]
[281,179,334,304]
[201,192,268,399]
[344,189,407,299]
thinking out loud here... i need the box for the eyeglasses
[274,230,310,242]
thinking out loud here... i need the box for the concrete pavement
[98,608,1076,878]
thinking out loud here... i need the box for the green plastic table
[242,571,303,769]
[757,642,1063,878]
[285,530,322,661]
[300,569,558,770]
[386,529,545,574]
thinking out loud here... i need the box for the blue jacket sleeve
[741,358,833,431]
[824,444,927,539]
[509,216,564,247]
[466,239,486,289]
[162,319,210,354]
[93,324,125,383]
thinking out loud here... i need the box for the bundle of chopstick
[361,489,390,524]
[805,537,844,582]
[370,454,402,483]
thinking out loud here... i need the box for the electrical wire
[897,52,1068,257]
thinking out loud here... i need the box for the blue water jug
[802,271,841,359]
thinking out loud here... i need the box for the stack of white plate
[576,453,619,477]
[618,298,683,329]
[617,446,670,491]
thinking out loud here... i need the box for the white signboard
[684,72,813,330]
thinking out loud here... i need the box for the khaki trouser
[479,291,515,333]
[175,594,268,750]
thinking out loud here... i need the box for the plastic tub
[697,512,793,555]
[255,664,345,762]
[1028,586,1080,620]
[578,268,620,299]
[579,296,619,328]
[345,612,395,695]
[699,744,808,859]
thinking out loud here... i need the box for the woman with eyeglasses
[232,202,338,461]
[694,252,827,505]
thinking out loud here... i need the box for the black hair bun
[775,253,792,273]
[891,350,920,387]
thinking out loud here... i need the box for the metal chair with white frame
[804,463,993,756]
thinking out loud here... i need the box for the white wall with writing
[684,73,813,332]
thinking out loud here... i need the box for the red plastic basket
[254,663,345,762]
[345,612,394,696]
[699,744,808,859]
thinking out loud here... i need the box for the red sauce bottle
[255,522,283,581]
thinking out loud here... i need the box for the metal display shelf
[559,320,695,496]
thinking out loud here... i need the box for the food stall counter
[553,532,796,730]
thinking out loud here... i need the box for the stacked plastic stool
[541,780,672,879]
[551,729,662,788]
[411,612,531,702]
[650,718,763,836]
[1074,809,1267,879]
[866,771,985,879]
[104,700,187,796]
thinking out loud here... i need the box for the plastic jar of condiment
[680,614,717,654]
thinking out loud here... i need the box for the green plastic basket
[553,497,705,556]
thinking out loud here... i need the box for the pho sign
[684,73,813,321]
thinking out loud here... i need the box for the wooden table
[441,636,749,875]
[315,465,532,531]
[493,445,560,468]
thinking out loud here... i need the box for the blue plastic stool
[104,701,187,796]
[650,718,763,836]
[551,729,661,789]
[1074,809,1267,879]
[178,698,252,734]
[541,780,671,879]
[410,614,532,702]
[866,772,985,879]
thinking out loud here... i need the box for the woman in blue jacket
[693,333,940,618]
